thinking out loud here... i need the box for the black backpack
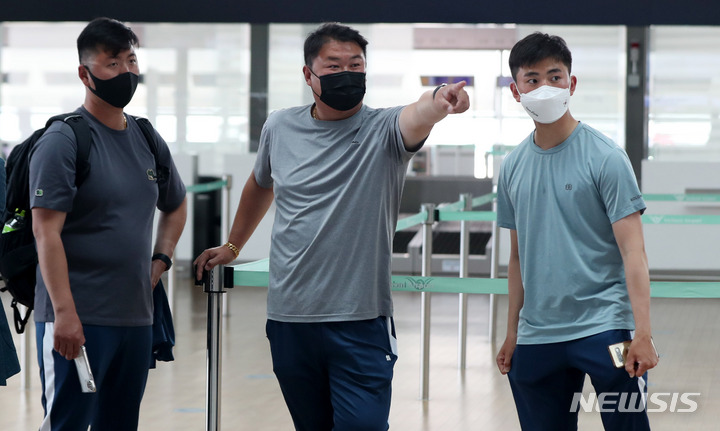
[0,113,164,334]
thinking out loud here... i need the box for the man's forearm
[506,255,524,338]
[625,252,652,338]
[226,174,274,252]
[36,234,76,315]
[154,197,188,257]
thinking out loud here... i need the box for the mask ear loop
[307,67,323,100]
[512,81,523,98]
[82,65,96,88]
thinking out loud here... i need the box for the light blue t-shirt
[254,104,416,323]
[496,122,646,344]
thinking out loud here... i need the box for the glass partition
[648,26,720,161]
[0,22,250,161]
[2,22,626,176]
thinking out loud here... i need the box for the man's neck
[313,100,362,121]
[83,94,126,130]
[532,113,578,151]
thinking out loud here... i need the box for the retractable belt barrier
[403,193,720,226]
[230,258,720,298]
[185,179,228,194]
[228,190,719,401]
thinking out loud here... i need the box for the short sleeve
[253,118,274,189]
[598,148,646,223]
[154,131,187,213]
[496,161,516,230]
[389,106,417,162]
[29,124,78,213]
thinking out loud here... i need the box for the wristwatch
[152,253,173,271]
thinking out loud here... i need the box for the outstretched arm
[399,81,470,151]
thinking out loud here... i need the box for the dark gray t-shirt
[29,107,186,326]
[255,104,417,322]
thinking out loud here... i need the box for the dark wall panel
[1,0,718,26]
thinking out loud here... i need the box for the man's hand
[434,81,470,115]
[193,245,237,282]
[53,310,85,360]
[496,335,517,375]
[150,259,167,289]
[626,335,659,378]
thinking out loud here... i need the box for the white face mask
[518,84,571,124]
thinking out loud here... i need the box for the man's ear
[302,65,313,87]
[78,65,92,87]
[510,82,521,102]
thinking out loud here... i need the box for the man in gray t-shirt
[195,22,469,431]
[30,18,186,431]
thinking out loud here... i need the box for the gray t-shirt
[29,107,186,326]
[255,104,416,322]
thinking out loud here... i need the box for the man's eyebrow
[325,54,364,61]
[107,52,137,60]
[522,68,562,77]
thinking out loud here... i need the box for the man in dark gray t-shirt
[195,22,469,431]
[30,18,186,431]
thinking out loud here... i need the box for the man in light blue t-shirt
[195,22,469,431]
[495,33,658,430]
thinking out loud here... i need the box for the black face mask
[84,66,139,108]
[311,70,366,111]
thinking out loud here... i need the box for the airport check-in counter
[392,176,494,276]
[392,220,493,276]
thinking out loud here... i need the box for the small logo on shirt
[631,194,642,201]
[565,183,573,191]
[146,169,157,181]
[34,189,44,197]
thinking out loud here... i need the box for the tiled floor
[1,270,718,430]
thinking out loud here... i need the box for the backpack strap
[64,115,92,187]
[44,113,93,187]
[10,298,32,334]
[133,116,169,183]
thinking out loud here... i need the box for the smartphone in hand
[74,345,97,393]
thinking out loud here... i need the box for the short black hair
[303,22,368,67]
[77,17,139,64]
[509,32,572,82]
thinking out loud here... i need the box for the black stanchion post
[196,265,235,431]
